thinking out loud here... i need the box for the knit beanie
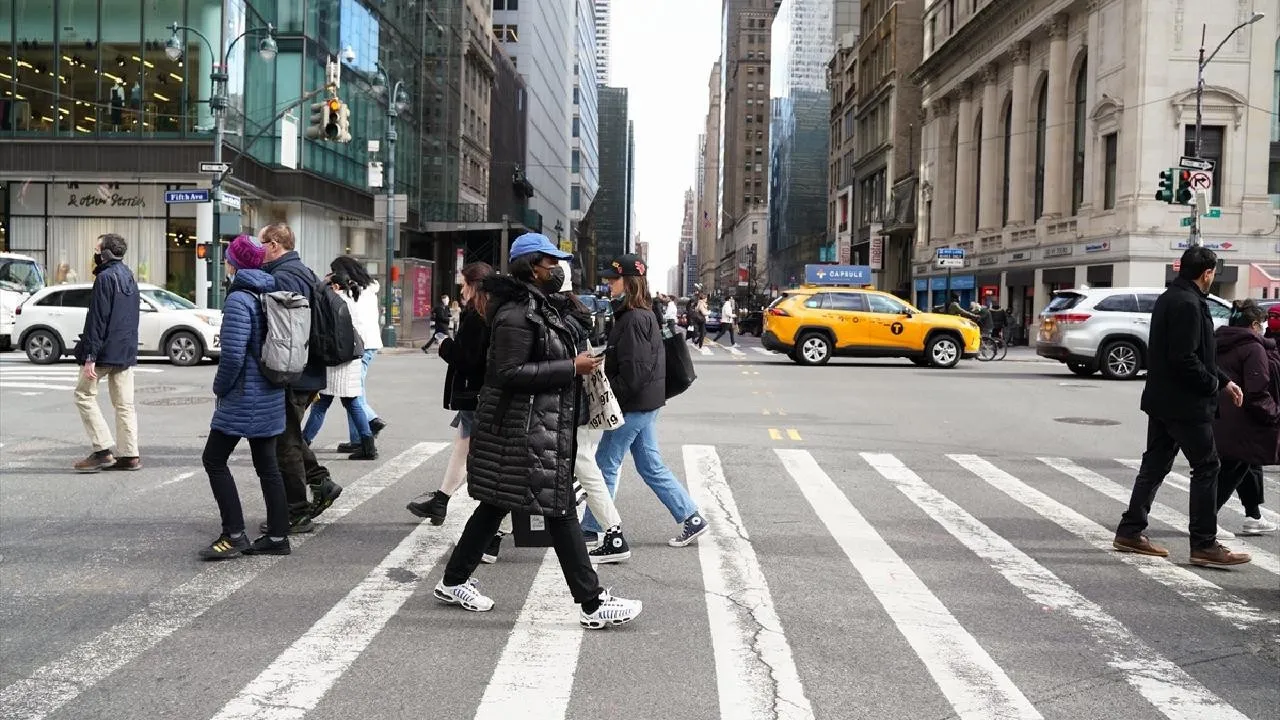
[226,234,266,270]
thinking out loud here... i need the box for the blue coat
[262,250,326,393]
[211,270,286,439]
[75,260,140,367]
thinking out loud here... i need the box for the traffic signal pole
[1192,25,1206,247]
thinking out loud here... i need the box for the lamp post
[165,21,277,308]
[1191,11,1264,246]
[371,63,411,347]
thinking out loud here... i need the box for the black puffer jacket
[606,301,666,413]
[467,275,580,517]
[440,306,488,411]
[1141,278,1232,423]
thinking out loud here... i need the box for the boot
[407,491,450,525]
[348,436,378,461]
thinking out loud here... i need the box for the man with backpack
[259,222,343,532]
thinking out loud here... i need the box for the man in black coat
[73,233,142,472]
[259,223,341,531]
[1114,245,1250,567]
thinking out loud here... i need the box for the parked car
[0,251,46,351]
[1036,287,1232,380]
[704,310,722,334]
[738,309,764,337]
[15,283,221,366]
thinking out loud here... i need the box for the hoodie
[1213,325,1280,466]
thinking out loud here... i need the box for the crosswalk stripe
[0,382,76,391]
[775,449,1040,720]
[751,347,774,356]
[1040,457,1280,576]
[685,446,813,720]
[1115,459,1280,526]
[865,452,1252,720]
[0,442,449,720]
[697,345,713,355]
[474,549,585,720]
[726,346,745,356]
[950,455,1276,631]
[212,495,473,720]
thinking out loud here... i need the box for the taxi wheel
[926,334,961,369]
[795,332,831,366]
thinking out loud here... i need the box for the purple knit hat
[226,234,266,270]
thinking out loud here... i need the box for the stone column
[931,98,954,241]
[1042,15,1070,219]
[953,84,975,236]
[1008,43,1031,225]
[978,63,1001,231]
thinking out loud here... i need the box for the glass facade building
[595,85,630,274]
[767,0,835,286]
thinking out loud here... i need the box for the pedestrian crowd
[66,226,710,629]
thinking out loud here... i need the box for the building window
[1071,58,1088,215]
[752,221,759,234]
[572,149,581,174]
[1103,132,1118,210]
[572,116,580,138]
[1184,125,1223,206]
[1002,101,1012,226]
[571,185,581,211]
[573,87,580,105]
[1034,82,1048,219]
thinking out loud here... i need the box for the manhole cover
[143,396,210,407]
[137,385,178,394]
[1054,417,1120,426]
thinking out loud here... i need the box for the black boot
[369,417,387,436]
[406,490,450,525]
[348,436,378,461]
[336,442,360,453]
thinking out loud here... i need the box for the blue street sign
[164,189,211,204]
[804,264,872,286]
[936,247,966,259]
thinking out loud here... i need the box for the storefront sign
[914,276,976,291]
[50,183,168,217]
[978,255,999,266]
[1084,240,1111,253]
[1171,239,1237,251]
[1009,251,1033,262]
[869,236,884,271]
[805,264,872,285]
[914,264,930,275]
[1043,245,1074,258]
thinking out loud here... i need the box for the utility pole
[372,63,409,347]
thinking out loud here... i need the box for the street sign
[198,162,232,175]
[1180,217,1194,227]
[1203,207,1221,219]
[220,192,241,211]
[1186,170,1213,192]
[1178,156,1215,172]
[936,247,965,260]
[936,257,965,268]
[804,264,871,285]
[164,189,210,204]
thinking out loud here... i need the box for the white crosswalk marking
[685,445,813,720]
[0,442,448,720]
[751,347,775,356]
[1041,457,1280,575]
[1115,458,1280,526]
[866,452,1252,720]
[950,455,1276,631]
[775,449,1041,720]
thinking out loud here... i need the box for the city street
[1,343,1277,720]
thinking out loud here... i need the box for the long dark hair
[461,261,494,318]
[616,275,652,311]
[331,256,373,289]
[1228,299,1267,328]
[329,270,361,302]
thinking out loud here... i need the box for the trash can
[511,480,587,547]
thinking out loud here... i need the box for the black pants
[1118,416,1220,550]
[278,389,332,515]
[203,429,289,537]
[443,501,602,607]
[713,323,734,345]
[1217,458,1265,517]
[692,320,706,347]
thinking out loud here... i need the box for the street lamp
[371,61,411,346]
[165,20,277,308]
[1191,11,1264,245]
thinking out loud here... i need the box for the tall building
[827,33,857,270]
[458,0,495,208]
[716,0,779,296]
[594,0,613,85]
[768,0,849,288]
[572,0,601,262]
[494,0,575,238]
[851,0,919,298]
[486,43,535,260]
[627,119,636,254]
[697,62,723,290]
[636,239,649,262]
[913,0,1278,343]
[595,86,632,283]
[678,188,696,295]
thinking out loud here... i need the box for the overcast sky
[610,0,721,294]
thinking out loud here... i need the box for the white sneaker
[579,590,642,629]
[433,578,494,612]
[1241,517,1278,536]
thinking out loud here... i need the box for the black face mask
[537,265,565,293]
[93,252,105,267]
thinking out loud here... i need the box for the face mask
[92,252,104,266]
[538,265,565,293]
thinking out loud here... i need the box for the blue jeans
[581,409,698,534]
[304,394,372,444]
[345,349,379,443]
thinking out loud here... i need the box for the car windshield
[0,259,46,294]
[143,288,197,310]
[1044,293,1085,313]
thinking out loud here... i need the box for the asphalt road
[1,342,1277,720]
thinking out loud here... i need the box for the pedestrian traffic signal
[1156,168,1175,203]
[196,243,208,260]
[1175,170,1194,205]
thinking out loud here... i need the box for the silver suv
[1036,287,1232,380]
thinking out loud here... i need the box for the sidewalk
[1003,346,1055,364]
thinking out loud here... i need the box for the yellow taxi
[762,285,982,367]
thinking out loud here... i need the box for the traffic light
[1156,168,1175,203]
[196,243,208,260]
[1175,170,1194,205]
[304,98,342,141]
[305,101,328,140]
[336,102,352,143]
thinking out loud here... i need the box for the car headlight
[195,312,221,327]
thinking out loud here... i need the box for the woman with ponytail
[310,271,379,460]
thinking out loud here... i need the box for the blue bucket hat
[510,232,572,262]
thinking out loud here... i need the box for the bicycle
[977,332,1008,362]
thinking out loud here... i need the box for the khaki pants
[74,367,138,457]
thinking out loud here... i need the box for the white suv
[1036,287,1232,380]
[15,283,221,366]
[0,252,46,350]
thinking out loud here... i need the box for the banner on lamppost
[737,265,749,287]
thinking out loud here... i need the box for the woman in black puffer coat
[430,235,642,630]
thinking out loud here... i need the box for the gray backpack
[257,291,311,386]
